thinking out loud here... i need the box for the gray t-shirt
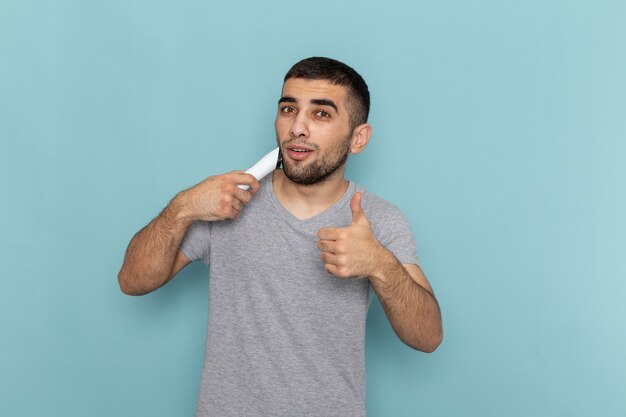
[181,175,419,417]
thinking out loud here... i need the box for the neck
[272,168,349,220]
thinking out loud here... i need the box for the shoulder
[350,182,419,264]
[350,182,413,243]
[352,182,407,222]
[236,174,275,215]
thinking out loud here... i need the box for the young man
[118,57,443,417]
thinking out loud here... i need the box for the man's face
[275,78,354,186]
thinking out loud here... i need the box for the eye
[281,106,296,113]
[315,110,331,118]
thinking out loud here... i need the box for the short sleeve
[180,220,212,265]
[365,197,420,267]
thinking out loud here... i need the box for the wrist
[166,191,196,226]
[368,246,396,285]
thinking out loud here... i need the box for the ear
[349,123,372,155]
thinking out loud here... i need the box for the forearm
[369,250,443,352]
[118,192,193,295]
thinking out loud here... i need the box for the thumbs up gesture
[316,192,385,279]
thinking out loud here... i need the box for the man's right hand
[118,171,261,295]
[178,171,261,222]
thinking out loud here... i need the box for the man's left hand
[316,192,384,279]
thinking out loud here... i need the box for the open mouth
[285,146,315,161]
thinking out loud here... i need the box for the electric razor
[238,147,282,190]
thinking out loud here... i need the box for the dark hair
[284,57,370,130]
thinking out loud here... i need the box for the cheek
[327,128,353,151]
[315,124,342,143]
[275,117,289,138]
[274,115,282,131]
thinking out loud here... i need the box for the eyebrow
[311,99,338,113]
[278,96,339,113]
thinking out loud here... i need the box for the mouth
[284,144,316,161]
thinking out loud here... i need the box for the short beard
[279,135,352,186]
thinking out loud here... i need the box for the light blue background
[1,1,625,416]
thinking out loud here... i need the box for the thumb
[350,192,369,225]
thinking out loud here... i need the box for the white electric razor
[238,147,282,190]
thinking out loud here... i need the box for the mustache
[280,137,320,151]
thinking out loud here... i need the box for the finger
[323,262,341,277]
[231,172,261,193]
[222,202,241,220]
[232,185,254,205]
[320,251,339,265]
[233,197,244,211]
[317,227,340,240]
[350,192,368,226]
[317,239,337,254]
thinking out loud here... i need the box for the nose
[289,112,309,138]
